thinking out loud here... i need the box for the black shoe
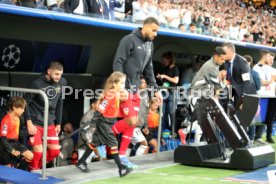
[46,161,54,168]
[75,162,90,173]
[119,165,133,177]
[266,138,275,144]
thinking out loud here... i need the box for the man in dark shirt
[25,61,67,170]
[113,17,161,168]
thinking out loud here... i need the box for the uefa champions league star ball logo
[1,44,21,69]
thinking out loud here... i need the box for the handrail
[156,99,163,158]
[0,86,49,179]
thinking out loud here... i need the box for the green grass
[86,137,276,184]
[87,165,243,184]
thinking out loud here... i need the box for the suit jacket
[228,54,256,106]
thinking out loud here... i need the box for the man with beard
[24,61,67,170]
[112,17,161,168]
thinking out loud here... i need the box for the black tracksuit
[113,28,157,90]
[24,74,67,127]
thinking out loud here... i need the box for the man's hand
[55,124,61,135]
[11,149,20,157]
[27,120,37,135]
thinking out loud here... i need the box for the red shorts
[119,93,140,118]
[29,125,59,146]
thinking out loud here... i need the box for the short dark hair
[49,61,64,71]
[219,64,226,71]
[9,96,26,111]
[178,23,184,29]
[162,51,175,66]
[214,46,226,56]
[270,52,275,57]
[189,22,196,27]
[90,98,98,105]
[222,42,236,53]
[259,49,270,59]
[140,75,145,80]
[143,17,160,26]
[243,55,253,63]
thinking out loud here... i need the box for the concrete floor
[40,151,176,184]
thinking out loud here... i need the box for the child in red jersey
[75,71,133,177]
[0,96,33,168]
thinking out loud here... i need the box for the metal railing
[0,86,49,179]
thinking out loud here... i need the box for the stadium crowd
[0,0,276,47]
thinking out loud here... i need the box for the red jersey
[0,114,20,140]
[148,111,159,128]
[97,90,120,118]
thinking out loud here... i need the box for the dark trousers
[255,99,276,140]
[265,99,276,139]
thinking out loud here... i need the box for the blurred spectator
[187,22,196,33]
[180,4,192,30]
[132,0,148,23]
[63,0,89,15]
[164,3,180,29]
[109,0,123,20]
[7,0,276,47]
[44,0,59,10]
[180,63,196,90]
[88,0,109,19]
[77,98,99,164]
[147,0,159,20]
[178,23,186,32]
[58,122,74,166]
[17,0,36,8]
[156,51,179,131]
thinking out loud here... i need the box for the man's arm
[113,35,133,72]
[239,58,253,95]
[1,137,16,154]
[24,80,38,135]
[143,60,157,87]
[55,97,63,135]
[143,45,157,88]
[55,79,67,134]
[253,70,261,91]
[157,66,180,84]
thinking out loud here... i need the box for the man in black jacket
[112,17,160,168]
[25,61,67,170]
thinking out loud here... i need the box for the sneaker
[75,162,90,173]
[266,137,275,144]
[97,145,107,158]
[254,138,268,146]
[119,165,133,177]
[120,157,138,169]
[178,129,187,145]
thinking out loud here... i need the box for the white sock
[194,124,202,143]
[119,155,125,158]
[136,145,147,156]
